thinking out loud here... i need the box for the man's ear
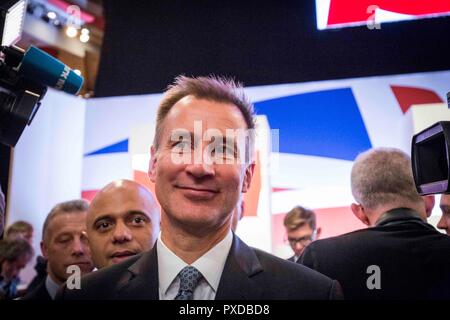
[40,241,48,259]
[422,195,435,218]
[351,203,370,226]
[148,146,157,183]
[241,163,255,193]
[316,227,322,239]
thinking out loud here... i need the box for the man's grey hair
[42,199,89,243]
[351,147,422,210]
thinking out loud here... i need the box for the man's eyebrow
[55,232,73,239]
[125,210,151,219]
[440,204,450,210]
[207,134,237,148]
[168,130,193,142]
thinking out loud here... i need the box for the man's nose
[72,237,87,257]
[112,221,133,244]
[294,241,305,250]
[186,155,215,178]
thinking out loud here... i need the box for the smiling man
[86,179,160,269]
[58,75,342,300]
[24,200,94,300]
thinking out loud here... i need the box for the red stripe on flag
[391,85,443,114]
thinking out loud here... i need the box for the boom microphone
[0,45,84,146]
[19,46,84,95]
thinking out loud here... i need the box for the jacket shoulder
[22,280,51,300]
[252,248,343,299]
[57,253,142,300]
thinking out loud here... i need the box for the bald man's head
[87,180,160,268]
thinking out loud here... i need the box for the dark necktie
[174,266,203,300]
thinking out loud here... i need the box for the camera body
[412,92,450,195]
[0,46,47,147]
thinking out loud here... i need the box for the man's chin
[65,262,93,273]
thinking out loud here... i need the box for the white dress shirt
[157,230,233,300]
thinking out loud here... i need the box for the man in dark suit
[23,200,94,300]
[58,75,342,300]
[299,148,450,299]
[56,234,341,300]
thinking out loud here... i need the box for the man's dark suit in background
[22,279,51,300]
[300,148,450,299]
[300,208,450,299]
[26,256,47,293]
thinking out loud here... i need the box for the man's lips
[110,250,137,258]
[175,185,219,199]
[110,251,137,264]
[175,185,219,193]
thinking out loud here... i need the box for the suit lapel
[215,234,264,300]
[35,280,52,300]
[117,246,159,300]
[114,236,265,300]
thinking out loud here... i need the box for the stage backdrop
[7,70,450,283]
[80,70,450,258]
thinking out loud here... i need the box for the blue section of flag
[85,139,129,156]
[254,88,372,161]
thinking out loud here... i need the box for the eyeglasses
[286,229,317,247]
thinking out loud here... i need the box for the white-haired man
[300,147,450,299]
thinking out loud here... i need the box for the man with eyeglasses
[283,206,321,263]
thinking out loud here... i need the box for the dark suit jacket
[26,256,47,293]
[57,234,343,300]
[22,279,52,300]
[299,208,450,299]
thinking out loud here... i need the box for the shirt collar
[375,207,425,226]
[45,275,60,300]
[157,230,233,296]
